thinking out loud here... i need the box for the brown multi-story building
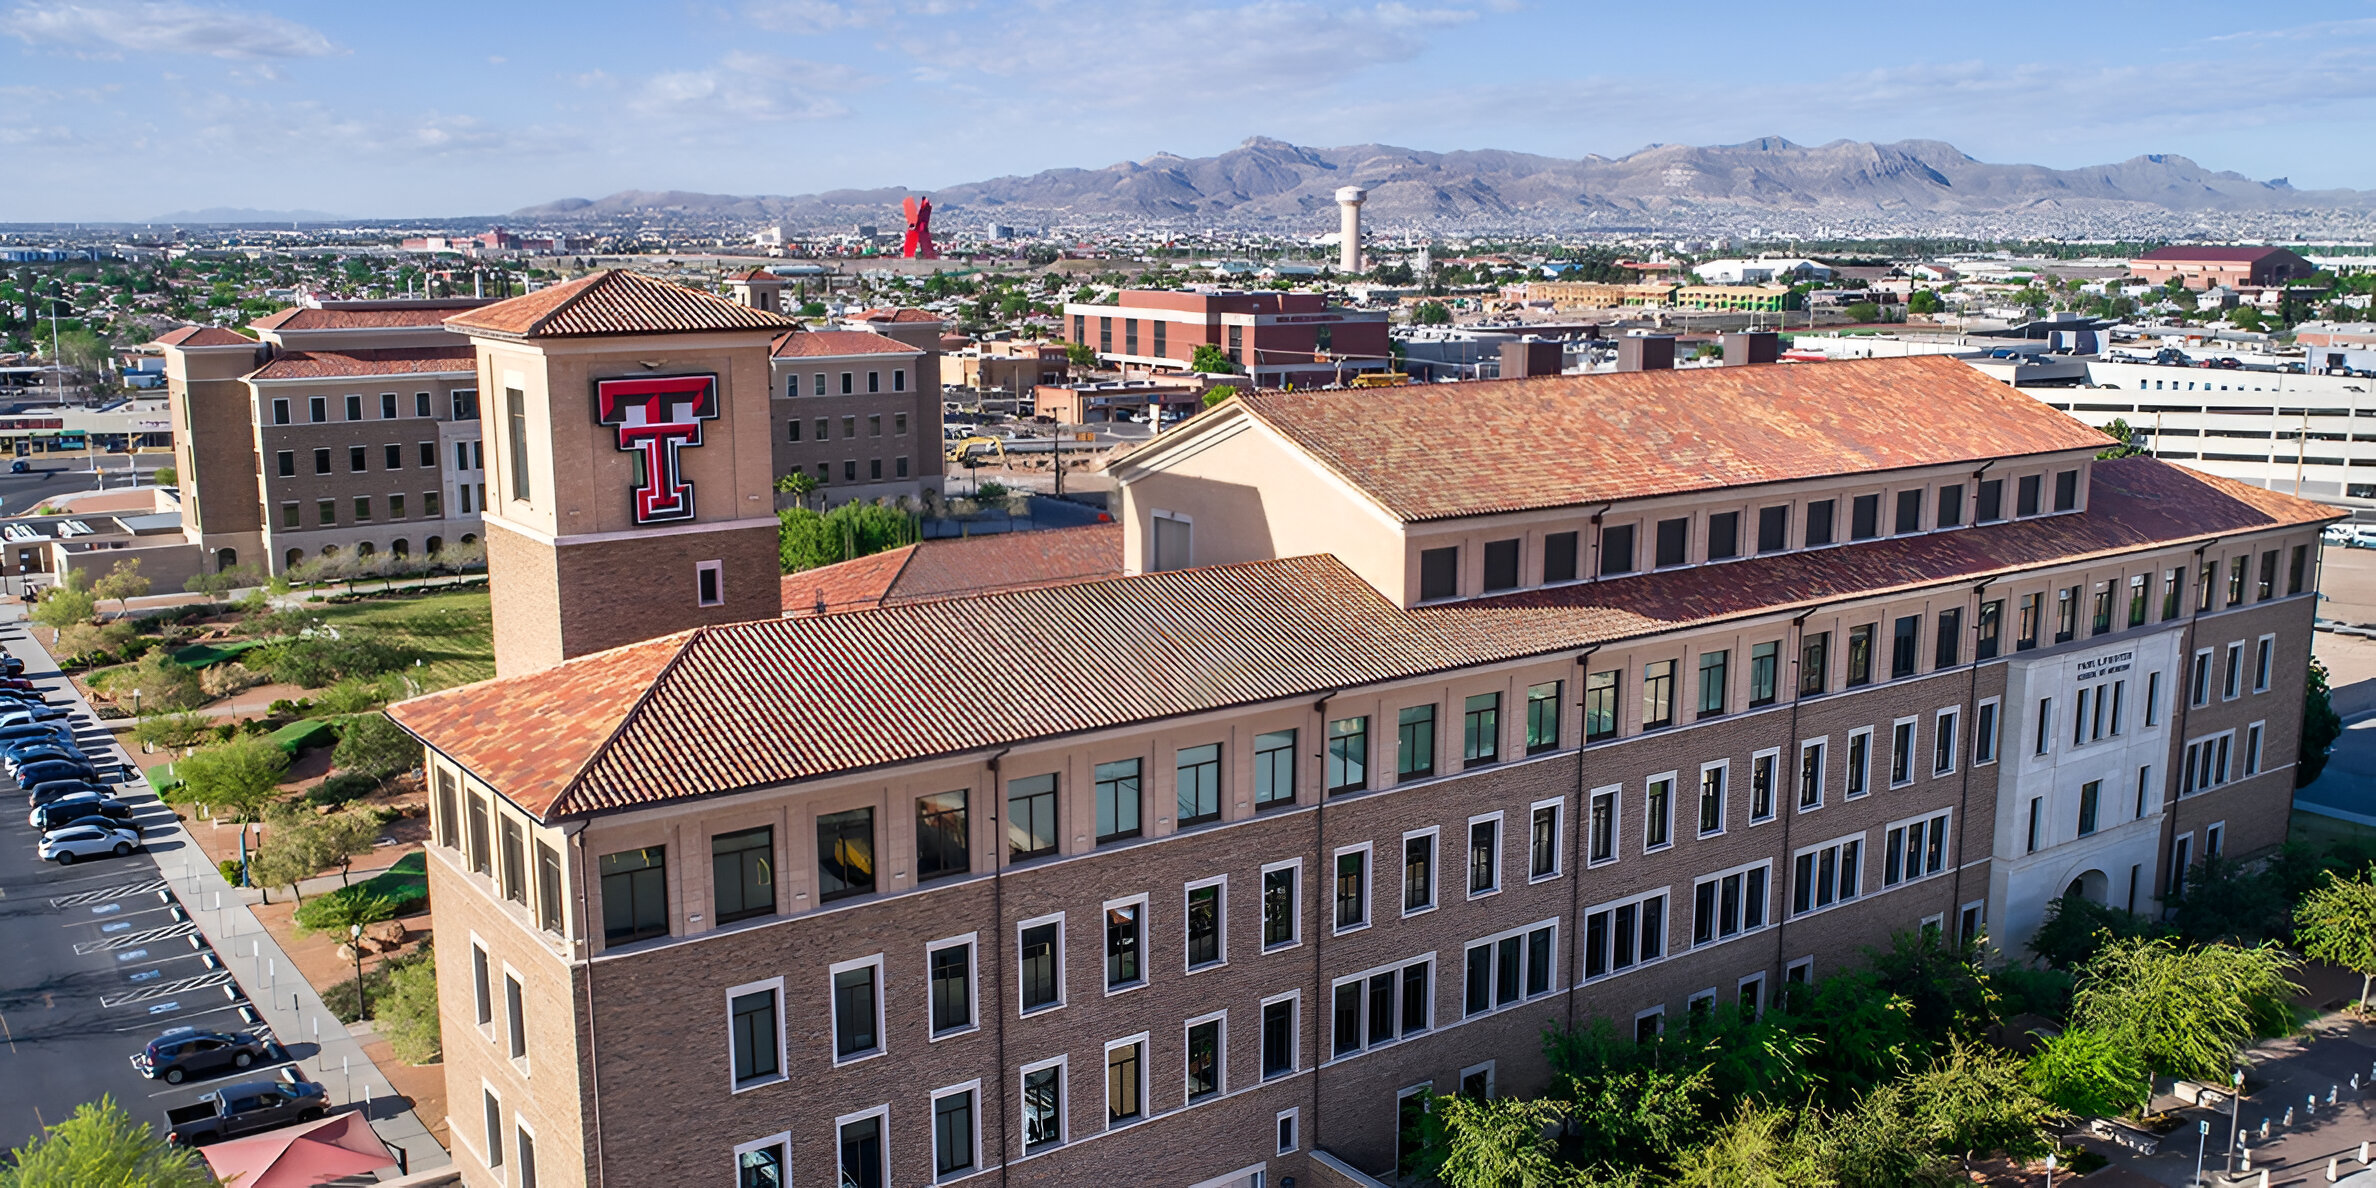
[1062,290,1392,388]
[769,331,940,505]
[2129,246,2316,291]
[390,277,2329,1188]
[159,299,492,573]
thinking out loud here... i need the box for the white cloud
[8,0,341,59]
[604,52,872,125]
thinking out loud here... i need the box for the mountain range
[510,136,2376,233]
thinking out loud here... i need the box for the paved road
[2295,701,2376,828]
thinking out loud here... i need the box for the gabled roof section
[1231,355,2114,522]
[443,270,796,341]
[246,346,476,381]
[845,307,945,324]
[251,301,490,333]
[781,522,1123,615]
[395,456,2329,822]
[770,330,926,359]
[153,326,253,348]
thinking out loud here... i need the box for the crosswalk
[49,877,168,909]
[73,920,197,955]
[99,969,234,1008]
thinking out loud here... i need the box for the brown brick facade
[485,518,781,675]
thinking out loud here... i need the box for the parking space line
[108,1001,253,1033]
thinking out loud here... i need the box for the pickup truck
[164,1078,328,1145]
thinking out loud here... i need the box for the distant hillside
[511,136,2376,233]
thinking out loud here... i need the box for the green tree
[2069,937,2299,1079]
[182,562,264,603]
[2096,417,2148,459]
[774,470,818,510]
[1189,343,1237,374]
[309,807,383,885]
[1844,301,1882,324]
[1899,1039,2052,1168]
[2228,305,2267,332]
[0,1094,217,1188]
[1201,384,1240,409]
[30,571,96,630]
[1063,340,1097,370]
[777,501,920,573]
[175,735,289,823]
[2028,892,2166,970]
[1866,929,1997,1041]
[1788,967,1918,1102]
[1414,299,1453,325]
[1908,289,1944,316]
[2299,656,2343,786]
[151,465,177,486]
[2295,870,2376,1008]
[1670,1106,1821,1188]
[1411,1093,1588,1188]
[293,889,395,936]
[379,949,442,1064]
[123,650,205,713]
[333,712,421,786]
[131,710,215,754]
[2025,1026,2150,1118]
[90,558,150,613]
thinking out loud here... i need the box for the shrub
[314,675,392,715]
[380,948,441,1064]
[2026,1026,2150,1119]
[307,771,380,807]
[333,713,421,783]
[293,886,397,935]
[152,466,177,485]
[217,858,245,887]
[122,650,206,713]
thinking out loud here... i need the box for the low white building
[1692,257,1834,285]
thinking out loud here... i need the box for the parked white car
[38,822,141,864]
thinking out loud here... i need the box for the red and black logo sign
[594,373,718,523]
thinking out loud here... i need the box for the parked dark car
[164,1078,326,1145]
[27,779,109,807]
[0,655,24,676]
[31,795,130,831]
[15,758,98,787]
[133,1028,272,1085]
[4,742,83,770]
[0,722,72,747]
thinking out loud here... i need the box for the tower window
[696,561,723,608]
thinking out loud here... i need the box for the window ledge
[730,1073,788,1095]
[1465,887,1501,902]
[1103,981,1148,999]
[1261,941,1304,957]
[1018,1003,1066,1019]
[928,1025,980,1045]
[1184,960,1227,976]
[831,1049,887,1069]
[1400,904,1437,920]
[1332,922,1371,938]
[1526,872,1562,885]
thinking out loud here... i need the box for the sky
[5,0,2376,222]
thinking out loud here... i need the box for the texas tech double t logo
[595,374,718,524]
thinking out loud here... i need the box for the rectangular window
[2228,555,2248,606]
[1692,862,1772,946]
[1845,729,1871,798]
[1464,922,1560,1010]
[1462,693,1500,767]
[1800,631,1830,695]
[1247,729,1295,808]
[1696,650,1727,718]
[1261,997,1297,1078]
[731,986,780,1085]
[1698,763,1726,835]
[2018,592,2040,651]
[1185,880,1224,968]
[929,940,974,1035]
[383,442,402,470]
[1022,1061,1063,1149]
[1798,740,1825,809]
[472,943,492,1026]
[712,825,775,923]
[1757,504,1789,552]
[1543,531,1579,582]
[275,449,294,478]
[272,397,291,425]
[1176,743,1221,825]
[816,808,874,903]
[2054,469,2078,512]
[1008,774,1058,860]
[1847,624,1875,687]
[2078,779,2101,836]
[830,960,881,1061]
[2254,635,2274,693]
[1525,682,1561,753]
[1334,849,1368,930]
[1749,642,1779,707]
[1894,488,1923,534]
[1936,608,1961,669]
[426,441,441,469]
[1934,709,1958,775]
[308,395,327,423]
[1937,483,1963,527]
[1185,1018,1221,1101]
[1851,493,1879,540]
[2224,642,2244,699]
[1094,759,1142,843]
[1892,614,1920,678]
[389,493,406,519]
[1599,523,1637,575]
[280,501,300,528]
[1262,863,1299,949]
[934,1088,977,1176]
[2191,649,2213,707]
[1418,546,1458,600]
[1403,832,1435,913]
[506,388,530,502]
[427,490,442,516]
[1019,918,1063,1013]
[483,1091,501,1168]
[535,842,562,934]
[1655,517,1689,567]
[1482,538,1520,591]
[1584,670,1619,740]
[313,446,331,475]
[2244,722,2263,776]
[1708,511,1740,560]
[1884,814,1952,885]
[2092,588,2113,636]
[1326,716,1367,793]
[1588,787,1616,864]
[353,495,372,522]
[2146,672,2162,726]
[1790,836,1862,915]
[1642,776,1673,850]
[1749,751,1777,821]
[2055,587,2077,643]
[598,847,666,945]
[2128,574,2149,628]
[2027,797,2043,852]
[2017,474,2041,517]
[1105,900,1143,989]
[1805,499,1835,546]
[343,394,363,421]
[916,789,968,881]
[1530,803,1560,879]
[1397,705,1436,779]
[1468,816,1500,895]
[2290,544,2308,596]
[2036,697,2053,755]
[1582,892,1666,980]
[2164,567,2184,620]
[1890,720,1916,785]
[1641,660,1675,730]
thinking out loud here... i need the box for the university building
[1063,290,1391,388]
[387,274,2327,1188]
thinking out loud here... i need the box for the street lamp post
[349,923,366,1020]
[2195,1119,2209,1188]
[2044,1152,2055,1188]
[2227,1069,2246,1179]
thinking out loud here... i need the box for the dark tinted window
[1707,511,1739,560]
[1850,494,1879,540]
[1895,489,1923,535]
[2053,469,2078,512]
[1481,539,1519,592]
[2017,475,2041,517]
[1757,506,1788,552]
[1600,524,1636,576]
[1936,484,1963,528]
[1542,532,1578,582]
[1654,518,1688,568]
[1976,479,2003,521]
[1419,547,1458,601]
[1805,501,1835,547]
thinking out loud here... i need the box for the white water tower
[1335,186,1366,273]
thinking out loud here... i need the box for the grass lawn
[171,638,276,668]
[2291,806,2376,851]
[300,587,493,692]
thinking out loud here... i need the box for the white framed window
[695,559,724,608]
[1103,1032,1150,1130]
[2190,647,2214,706]
[2182,730,2236,794]
[1329,954,1436,1058]
[2222,641,2245,700]
[1796,736,1827,810]
[1020,1054,1068,1151]
[827,953,886,1065]
[1184,1010,1227,1104]
[1103,893,1149,993]
[2254,633,2275,693]
[1463,919,1559,1015]
[501,963,528,1072]
[1784,955,1814,984]
[1973,698,2000,765]
[1695,761,1728,838]
[1017,911,1066,1015]
[1919,912,1946,937]
[478,1082,503,1171]
[1887,716,1918,788]
[1632,1006,1665,1042]
[1641,771,1677,852]
[725,975,787,1092]
[1528,797,1563,881]
[732,1131,791,1188]
[1958,900,1987,944]
[1275,1108,1300,1156]
[1466,811,1503,897]
[2243,721,2265,777]
[925,933,979,1041]
[1259,990,1301,1080]
[1843,726,1874,799]
[470,934,493,1033]
[1183,875,1227,971]
[1736,971,1767,1016]
[1332,842,1372,934]
[514,1118,538,1188]
[1459,1060,1496,1099]
[930,1080,982,1181]
[1686,988,1718,1023]
[1933,708,1959,776]
[1401,827,1439,916]
[2205,819,2226,860]
[1151,508,1193,572]
[1883,811,1952,887]
[1581,889,1667,982]
[1688,859,1772,949]
[1586,784,1621,865]
[1259,858,1302,952]
[833,1104,890,1188]
[1790,831,1864,917]
[1747,748,1780,823]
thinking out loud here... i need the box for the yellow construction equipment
[946,435,1009,465]
[1349,371,1409,388]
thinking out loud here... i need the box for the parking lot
[0,617,441,1172]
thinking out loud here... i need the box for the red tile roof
[732,268,780,282]
[251,301,490,332]
[845,308,945,324]
[2133,246,2303,264]
[779,522,1123,615]
[153,326,253,348]
[392,457,2331,821]
[1226,355,2112,522]
[769,330,925,359]
[246,347,477,381]
[443,270,795,340]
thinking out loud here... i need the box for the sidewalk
[0,604,449,1173]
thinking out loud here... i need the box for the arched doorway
[2064,869,2110,905]
[321,544,339,558]
[460,533,477,546]
[284,548,303,570]
[425,536,443,556]
[356,542,375,557]
[391,539,409,557]
[215,548,237,572]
